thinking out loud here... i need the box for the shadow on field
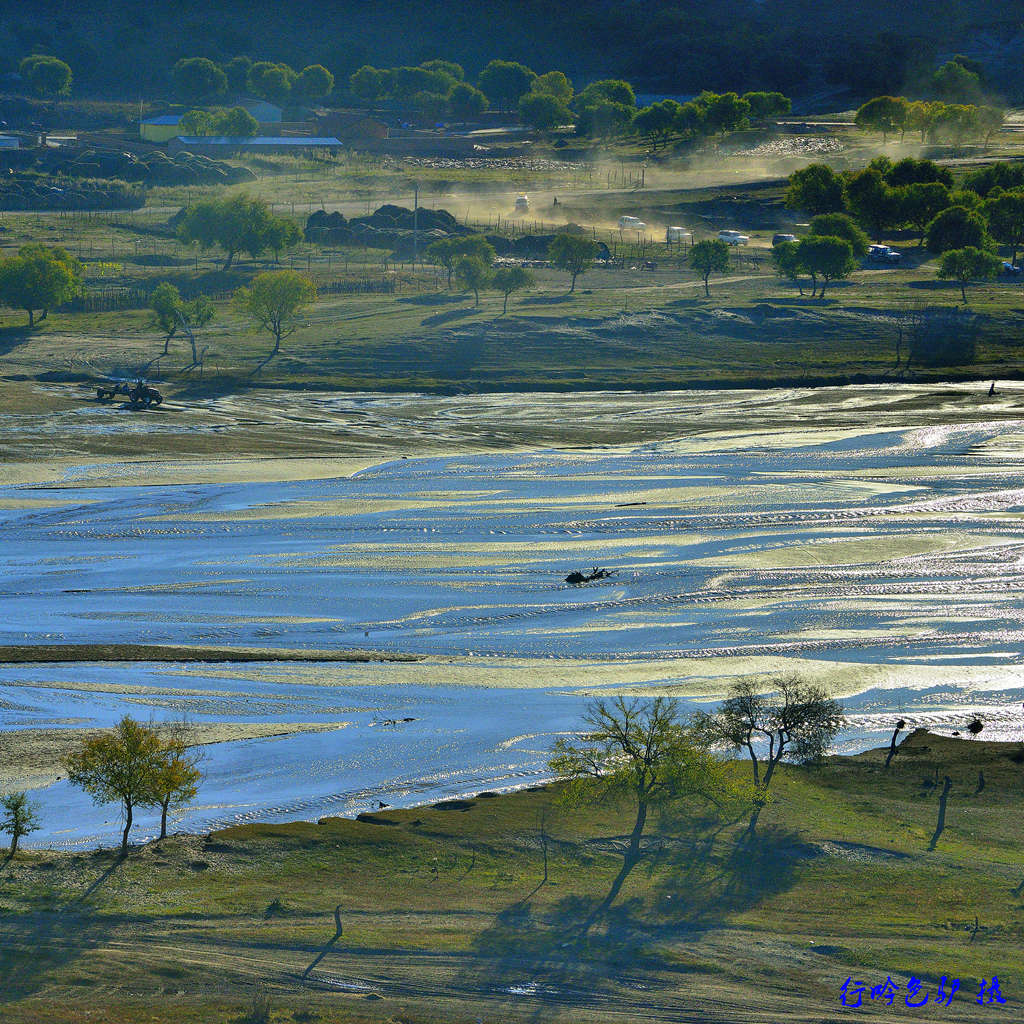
[521,294,576,305]
[399,292,463,306]
[421,306,477,326]
[459,819,802,1007]
[0,324,33,353]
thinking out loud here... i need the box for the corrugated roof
[174,136,343,145]
[142,115,183,125]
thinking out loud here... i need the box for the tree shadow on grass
[520,294,576,305]
[399,291,462,306]
[0,853,126,1003]
[458,817,804,1015]
[421,306,477,327]
[0,324,33,355]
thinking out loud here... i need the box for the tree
[477,60,537,111]
[844,167,899,240]
[576,100,634,139]
[534,70,573,105]
[491,265,533,314]
[0,244,82,327]
[771,239,805,295]
[964,161,1024,198]
[388,66,453,100]
[234,270,316,370]
[976,106,1005,149]
[742,91,791,122]
[854,95,909,142]
[785,164,846,216]
[247,61,295,103]
[925,205,991,254]
[150,282,214,360]
[885,157,953,188]
[689,239,730,297]
[19,55,72,98]
[548,233,598,292]
[349,65,389,109]
[172,57,226,104]
[550,697,733,882]
[809,212,869,257]
[576,79,636,110]
[898,182,953,245]
[421,59,464,82]
[984,189,1024,264]
[932,60,983,105]
[63,716,164,856]
[906,100,944,143]
[448,82,488,121]
[222,55,252,95]
[519,91,572,133]
[1,792,40,855]
[179,109,215,135]
[216,106,259,137]
[410,90,448,122]
[178,194,288,269]
[150,728,202,841]
[698,91,751,135]
[937,246,1002,303]
[455,254,490,306]
[263,216,301,262]
[634,100,683,151]
[425,235,496,288]
[295,64,334,102]
[693,677,846,837]
[797,235,856,298]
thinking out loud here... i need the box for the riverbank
[2,731,1022,1024]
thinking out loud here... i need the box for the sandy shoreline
[0,721,349,792]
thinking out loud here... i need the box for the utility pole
[412,181,420,266]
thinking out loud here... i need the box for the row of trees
[854,95,1003,147]
[2,717,202,858]
[172,57,334,105]
[178,106,260,138]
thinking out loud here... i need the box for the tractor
[96,380,163,408]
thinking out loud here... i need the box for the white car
[718,229,749,245]
[618,215,647,231]
[867,244,901,263]
[514,194,529,212]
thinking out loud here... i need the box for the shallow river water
[6,384,1024,846]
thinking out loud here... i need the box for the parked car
[514,194,529,212]
[772,233,797,246]
[718,229,749,245]
[867,244,902,263]
[1001,261,1021,275]
[618,215,647,231]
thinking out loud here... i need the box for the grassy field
[1,730,1022,1023]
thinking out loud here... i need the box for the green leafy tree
[179,109,215,135]
[247,61,295,103]
[963,162,1024,198]
[63,716,164,856]
[634,99,682,151]
[178,194,286,269]
[455,254,490,306]
[387,66,452,100]
[533,70,573,105]
[932,60,983,104]
[150,281,214,359]
[576,100,635,139]
[551,697,737,908]
[410,90,448,121]
[448,82,488,121]
[222,55,252,94]
[925,205,991,254]
[1,792,40,855]
[172,57,227,104]
[689,238,730,297]
[741,91,791,122]
[0,244,82,327]
[234,270,316,370]
[885,157,953,188]
[491,265,534,314]
[19,55,72,98]
[984,189,1024,264]
[349,65,389,109]
[576,79,636,110]
[809,212,869,258]
[976,106,1005,148]
[421,59,464,82]
[771,239,805,295]
[906,100,944,142]
[785,163,846,216]
[796,235,856,298]
[698,91,751,135]
[216,106,259,136]
[263,216,301,262]
[898,182,953,245]
[425,235,497,288]
[295,64,334,102]
[938,246,1002,303]
[854,95,910,142]
[844,167,898,240]
[692,677,846,837]
[477,60,537,111]
[519,91,572,133]
[150,728,202,841]
[548,233,598,292]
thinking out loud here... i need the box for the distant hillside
[3,0,1024,104]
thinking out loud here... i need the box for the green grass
[2,731,1023,1023]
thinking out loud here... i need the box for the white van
[718,229,749,245]
[618,215,647,231]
